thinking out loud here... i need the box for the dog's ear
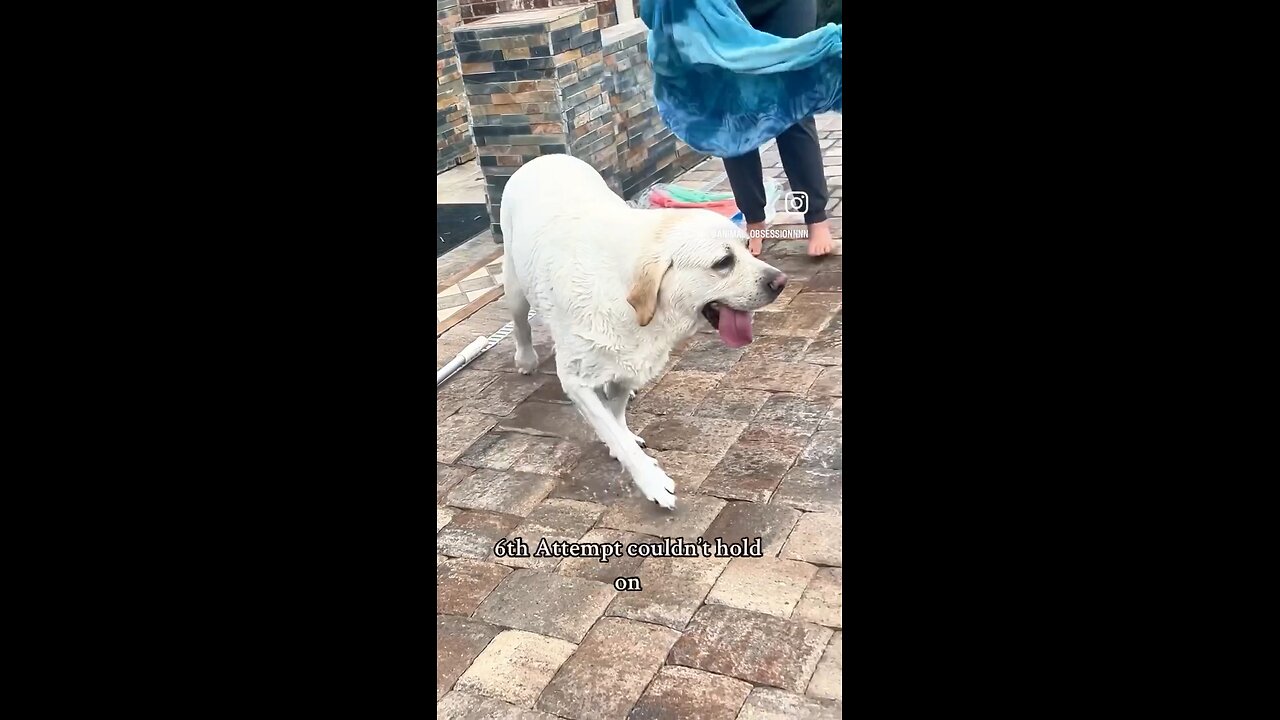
[627,255,670,327]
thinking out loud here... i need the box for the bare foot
[807,221,833,256]
[746,221,766,256]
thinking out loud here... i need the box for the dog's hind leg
[508,294,538,374]
[503,253,539,374]
[565,378,676,509]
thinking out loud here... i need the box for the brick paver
[772,466,842,513]
[798,430,843,472]
[535,617,680,720]
[605,556,729,630]
[721,360,824,393]
[806,631,842,701]
[738,421,812,447]
[549,445,636,503]
[780,513,842,567]
[445,468,557,517]
[701,500,801,557]
[438,691,561,719]
[630,369,722,416]
[454,629,578,708]
[793,567,843,629]
[437,509,521,559]
[704,557,820,618]
[555,528,656,583]
[473,569,617,643]
[737,687,840,719]
[668,604,833,692]
[437,558,513,616]
[694,386,771,420]
[438,505,458,533]
[491,498,606,570]
[808,367,841,397]
[630,665,753,720]
[699,440,805,503]
[642,448,721,492]
[822,398,842,430]
[740,336,812,362]
[437,463,475,503]
[437,616,502,701]
[437,116,842,718]
[438,412,500,464]
[459,432,587,477]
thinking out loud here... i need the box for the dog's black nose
[767,272,788,293]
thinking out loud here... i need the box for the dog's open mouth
[701,302,754,348]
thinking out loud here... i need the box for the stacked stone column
[454,4,616,242]
[438,0,477,173]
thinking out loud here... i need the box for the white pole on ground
[436,336,489,387]
[436,311,538,387]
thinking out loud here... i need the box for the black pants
[724,0,829,225]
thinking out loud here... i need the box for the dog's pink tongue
[717,308,754,347]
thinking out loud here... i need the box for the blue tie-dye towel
[640,0,842,158]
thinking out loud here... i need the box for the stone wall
[437,0,477,173]
[440,1,621,175]
[602,19,702,200]
[461,0,619,29]
[454,5,704,242]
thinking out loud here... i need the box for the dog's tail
[499,198,526,311]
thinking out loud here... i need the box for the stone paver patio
[438,114,841,720]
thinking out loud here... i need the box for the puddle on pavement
[438,203,489,258]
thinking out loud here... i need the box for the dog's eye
[712,254,735,271]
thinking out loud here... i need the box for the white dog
[500,154,788,508]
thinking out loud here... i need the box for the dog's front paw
[609,434,647,457]
[514,347,539,375]
[633,463,676,509]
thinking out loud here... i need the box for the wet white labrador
[500,154,787,508]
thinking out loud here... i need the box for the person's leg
[752,0,833,255]
[723,1,801,256]
[724,149,768,255]
[774,117,832,255]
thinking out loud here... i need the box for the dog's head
[627,211,787,348]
